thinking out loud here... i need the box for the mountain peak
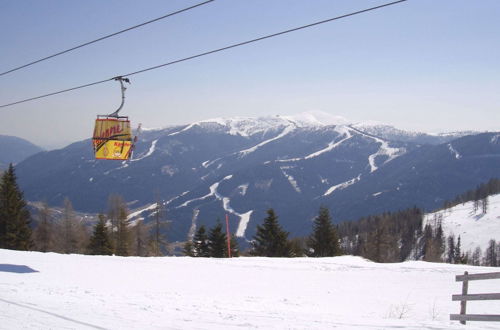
[282,111,350,127]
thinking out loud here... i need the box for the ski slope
[1,249,500,329]
[424,193,500,253]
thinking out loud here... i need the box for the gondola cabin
[92,115,133,160]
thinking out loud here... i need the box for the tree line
[442,178,500,213]
[1,164,498,265]
[338,178,500,267]
[183,207,341,258]
[0,164,342,258]
[0,164,169,256]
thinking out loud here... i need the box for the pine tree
[446,235,455,264]
[115,207,129,256]
[208,221,227,258]
[251,209,291,257]
[485,239,497,267]
[422,224,442,262]
[481,196,489,214]
[289,237,306,257]
[454,235,463,264]
[0,164,32,250]
[471,246,482,266]
[307,207,340,257]
[192,225,209,257]
[87,214,113,255]
[183,241,195,257]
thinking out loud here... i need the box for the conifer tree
[485,239,497,267]
[87,214,113,255]
[208,221,227,258]
[193,225,209,257]
[307,207,340,257]
[454,235,463,264]
[481,196,489,214]
[115,207,130,256]
[471,246,482,266]
[251,209,291,257]
[446,235,455,264]
[289,237,306,257]
[183,241,195,257]
[0,164,32,250]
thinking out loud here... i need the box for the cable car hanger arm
[108,76,130,117]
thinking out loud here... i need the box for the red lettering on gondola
[99,124,124,139]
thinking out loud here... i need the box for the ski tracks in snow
[131,139,158,162]
[323,175,361,196]
[176,175,253,238]
[238,125,295,157]
[351,128,406,172]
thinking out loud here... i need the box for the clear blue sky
[0,0,499,148]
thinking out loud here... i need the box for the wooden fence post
[451,271,500,323]
[460,271,468,325]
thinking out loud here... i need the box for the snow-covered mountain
[351,122,474,145]
[15,112,500,242]
[424,193,500,254]
[2,248,499,329]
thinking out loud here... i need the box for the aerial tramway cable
[0,0,407,110]
[0,0,214,77]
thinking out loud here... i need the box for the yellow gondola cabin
[92,116,132,160]
[92,76,134,160]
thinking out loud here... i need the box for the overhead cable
[0,0,407,109]
[0,0,214,77]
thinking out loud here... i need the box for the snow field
[424,194,500,253]
[1,250,500,329]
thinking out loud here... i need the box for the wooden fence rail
[450,271,500,324]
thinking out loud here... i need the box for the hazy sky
[1,0,499,149]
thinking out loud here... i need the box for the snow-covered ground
[424,193,500,253]
[1,250,500,329]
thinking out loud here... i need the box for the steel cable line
[0,0,214,77]
[0,0,407,109]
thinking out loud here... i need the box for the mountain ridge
[14,112,499,242]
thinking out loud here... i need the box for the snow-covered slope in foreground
[1,250,500,329]
[424,193,500,253]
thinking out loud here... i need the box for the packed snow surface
[1,249,500,329]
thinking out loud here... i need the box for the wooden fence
[450,271,500,324]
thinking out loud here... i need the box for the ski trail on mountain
[305,130,352,160]
[174,175,254,237]
[167,123,196,136]
[187,209,200,240]
[349,127,406,172]
[210,175,254,238]
[275,126,352,163]
[447,143,462,159]
[280,166,301,193]
[132,139,158,162]
[238,125,295,157]
[176,176,232,209]
[323,175,361,196]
